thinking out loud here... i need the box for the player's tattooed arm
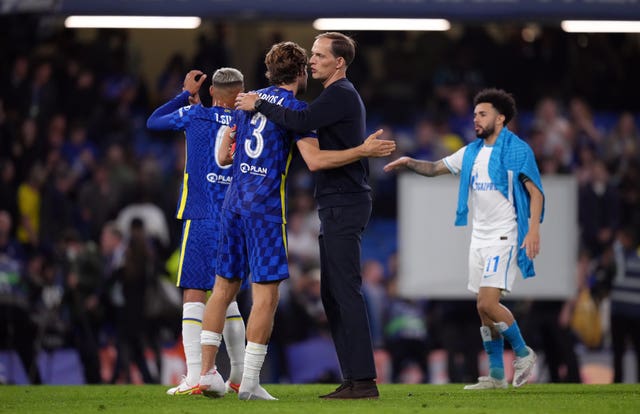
[383,157,450,177]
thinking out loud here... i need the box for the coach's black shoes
[319,379,379,400]
[319,380,352,398]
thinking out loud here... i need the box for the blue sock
[480,326,504,380]
[497,321,528,358]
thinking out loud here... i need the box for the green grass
[1,384,639,414]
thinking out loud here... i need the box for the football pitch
[1,384,639,414]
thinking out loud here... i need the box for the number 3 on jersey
[245,112,266,158]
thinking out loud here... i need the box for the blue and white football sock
[481,325,505,380]
[495,321,529,358]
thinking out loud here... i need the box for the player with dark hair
[384,88,544,390]
[146,67,247,396]
[235,31,390,400]
[199,40,393,401]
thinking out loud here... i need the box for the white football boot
[464,376,508,390]
[513,346,537,387]
[198,370,226,398]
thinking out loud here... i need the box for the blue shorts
[176,218,249,291]
[176,218,217,290]
[216,209,289,284]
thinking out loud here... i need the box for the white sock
[223,301,245,385]
[240,341,267,392]
[182,302,205,385]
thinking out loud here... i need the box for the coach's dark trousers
[318,201,377,381]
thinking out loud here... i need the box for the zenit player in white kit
[384,88,544,390]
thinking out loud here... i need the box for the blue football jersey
[223,86,316,223]
[148,91,234,219]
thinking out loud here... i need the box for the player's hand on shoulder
[235,92,260,111]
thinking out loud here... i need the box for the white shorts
[467,245,519,294]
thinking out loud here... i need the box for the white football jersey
[443,144,517,247]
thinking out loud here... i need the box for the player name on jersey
[257,92,286,106]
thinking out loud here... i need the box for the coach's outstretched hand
[235,92,260,111]
[383,156,412,172]
[361,129,396,158]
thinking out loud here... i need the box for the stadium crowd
[1,17,639,385]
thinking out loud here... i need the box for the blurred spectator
[446,86,476,144]
[61,122,98,182]
[432,40,485,111]
[0,210,41,384]
[42,113,68,176]
[617,161,640,243]
[603,111,639,183]
[611,228,640,383]
[578,159,620,257]
[1,55,30,121]
[520,299,581,382]
[279,266,328,344]
[253,31,283,90]
[115,190,170,252]
[362,259,389,349]
[0,99,13,157]
[77,163,122,242]
[408,118,445,161]
[39,166,77,251]
[286,209,320,266]
[569,97,604,158]
[0,159,19,226]
[29,60,58,126]
[383,277,429,383]
[532,96,572,169]
[104,142,137,204]
[288,191,320,237]
[110,217,157,384]
[434,300,481,383]
[60,228,104,384]
[155,53,187,103]
[369,125,408,217]
[12,117,43,181]
[191,23,231,106]
[29,251,70,363]
[99,222,126,345]
[16,163,46,251]
[528,126,546,165]
[64,66,100,124]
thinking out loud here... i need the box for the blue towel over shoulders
[455,128,545,278]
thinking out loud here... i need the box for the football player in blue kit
[147,67,247,396]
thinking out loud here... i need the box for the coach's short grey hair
[212,67,244,86]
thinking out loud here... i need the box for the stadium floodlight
[64,16,202,29]
[561,20,640,33]
[313,18,450,31]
